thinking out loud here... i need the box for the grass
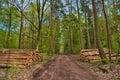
[5,67,19,80]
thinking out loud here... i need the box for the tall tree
[6,0,12,48]
[69,0,73,53]
[112,0,120,52]
[3,0,12,48]
[49,0,60,54]
[49,0,54,54]
[19,0,24,48]
[101,0,113,60]
[91,0,106,62]
[35,0,47,50]
[82,0,91,49]
[76,0,84,50]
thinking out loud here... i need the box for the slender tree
[5,0,12,48]
[49,0,53,54]
[82,0,91,49]
[91,6,97,48]
[35,0,47,50]
[76,0,84,50]
[91,0,106,63]
[85,14,91,49]
[101,0,113,60]
[69,0,73,53]
[19,0,24,48]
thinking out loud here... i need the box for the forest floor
[0,54,120,80]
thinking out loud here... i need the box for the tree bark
[91,7,97,48]
[19,0,24,49]
[68,25,73,53]
[35,0,46,50]
[6,2,12,48]
[76,0,84,50]
[84,5,91,49]
[49,0,53,54]
[91,0,107,63]
[101,0,113,61]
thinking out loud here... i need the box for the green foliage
[112,34,119,52]
[5,67,18,73]
[0,29,5,48]
[5,67,18,80]
[0,0,119,56]
[9,33,19,48]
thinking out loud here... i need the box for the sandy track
[33,55,99,80]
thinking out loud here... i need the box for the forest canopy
[0,0,120,55]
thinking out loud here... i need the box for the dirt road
[32,55,99,80]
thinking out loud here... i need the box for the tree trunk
[76,0,84,50]
[6,2,12,48]
[52,22,56,54]
[86,18,91,49]
[35,0,46,50]
[84,8,91,49]
[91,8,97,48]
[19,0,24,49]
[91,0,107,63]
[69,26,73,53]
[35,0,40,50]
[101,0,113,61]
[49,0,53,54]
[53,16,59,54]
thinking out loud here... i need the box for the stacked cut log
[80,49,119,62]
[0,49,42,68]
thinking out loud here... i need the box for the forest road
[32,55,99,80]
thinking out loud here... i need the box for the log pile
[0,49,42,68]
[80,49,119,62]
